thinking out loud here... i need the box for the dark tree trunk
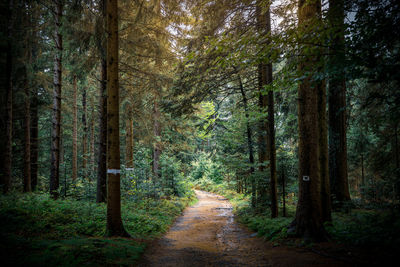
[50,0,63,199]
[82,86,87,172]
[31,87,38,190]
[125,104,134,169]
[294,0,328,242]
[23,63,31,193]
[282,167,286,217]
[97,58,107,203]
[328,0,350,207]
[152,98,161,180]
[238,74,256,207]
[1,0,14,194]
[256,1,269,207]
[106,0,129,237]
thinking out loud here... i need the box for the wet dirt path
[139,190,348,267]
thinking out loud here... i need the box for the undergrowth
[0,191,196,266]
[194,178,400,249]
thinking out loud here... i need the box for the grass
[0,191,196,266]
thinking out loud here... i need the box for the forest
[0,0,399,266]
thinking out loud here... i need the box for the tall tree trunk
[319,80,331,222]
[97,58,107,203]
[256,1,269,207]
[125,105,134,169]
[31,87,38,190]
[328,0,350,207]
[256,1,277,215]
[1,0,14,194]
[23,54,31,193]
[82,86,87,172]
[294,0,328,242]
[96,0,107,203]
[72,74,78,181]
[106,0,128,236]
[90,98,95,175]
[50,0,63,199]
[238,74,256,208]
[30,4,39,191]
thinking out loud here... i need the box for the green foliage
[326,209,400,248]
[0,192,196,266]
[189,152,225,184]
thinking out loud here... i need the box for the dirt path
[139,190,350,267]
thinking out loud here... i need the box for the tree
[256,0,278,217]
[328,0,350,207]
[293,0,328,241]
[50,0,63,199]
[72,74,78,181]
[105,0,129,237]
[96,0,107,203]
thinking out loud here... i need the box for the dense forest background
[0,0,399,265]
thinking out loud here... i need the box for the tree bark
[23,56,31,193]
[90,98,95,175]
[97,58,107,203]
[238,74,256,207]
[96,0,107,203]
[328,0,350,207]
[72,74,78,181]
[152,97,161,180]
[82,86,88,172]
[125,105,134,169]
[50,0,63,199]
[294,0,328,242]
[106,0,128,236]
[256,1,269,207]
[31,86,38,191]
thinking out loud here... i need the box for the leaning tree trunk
[106,0,129,237]
[294,0,328,242]
[50,0,63,199]
[328,0,350,207]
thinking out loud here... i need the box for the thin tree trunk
[293,0,328,242]
[97,58,107,203]
[328,0,350,207]
[152,98,161,180]
[319,80,331,222]
[50,0,63,199]
[282,166,286,217]
[31,86,38,190]
[238,74,256,207]
[256,1,270,207]
[23,55,31,193]
[125,104,134,169]
[96,0,107,203]
[90,99,95,175]
[72,74,78,181]
[82,86,87,172]
[106,0,128,236]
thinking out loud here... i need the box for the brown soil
[139,190,353,267]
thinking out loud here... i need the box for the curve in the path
[139,190,348,267]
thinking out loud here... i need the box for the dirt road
[139,190,349,267]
